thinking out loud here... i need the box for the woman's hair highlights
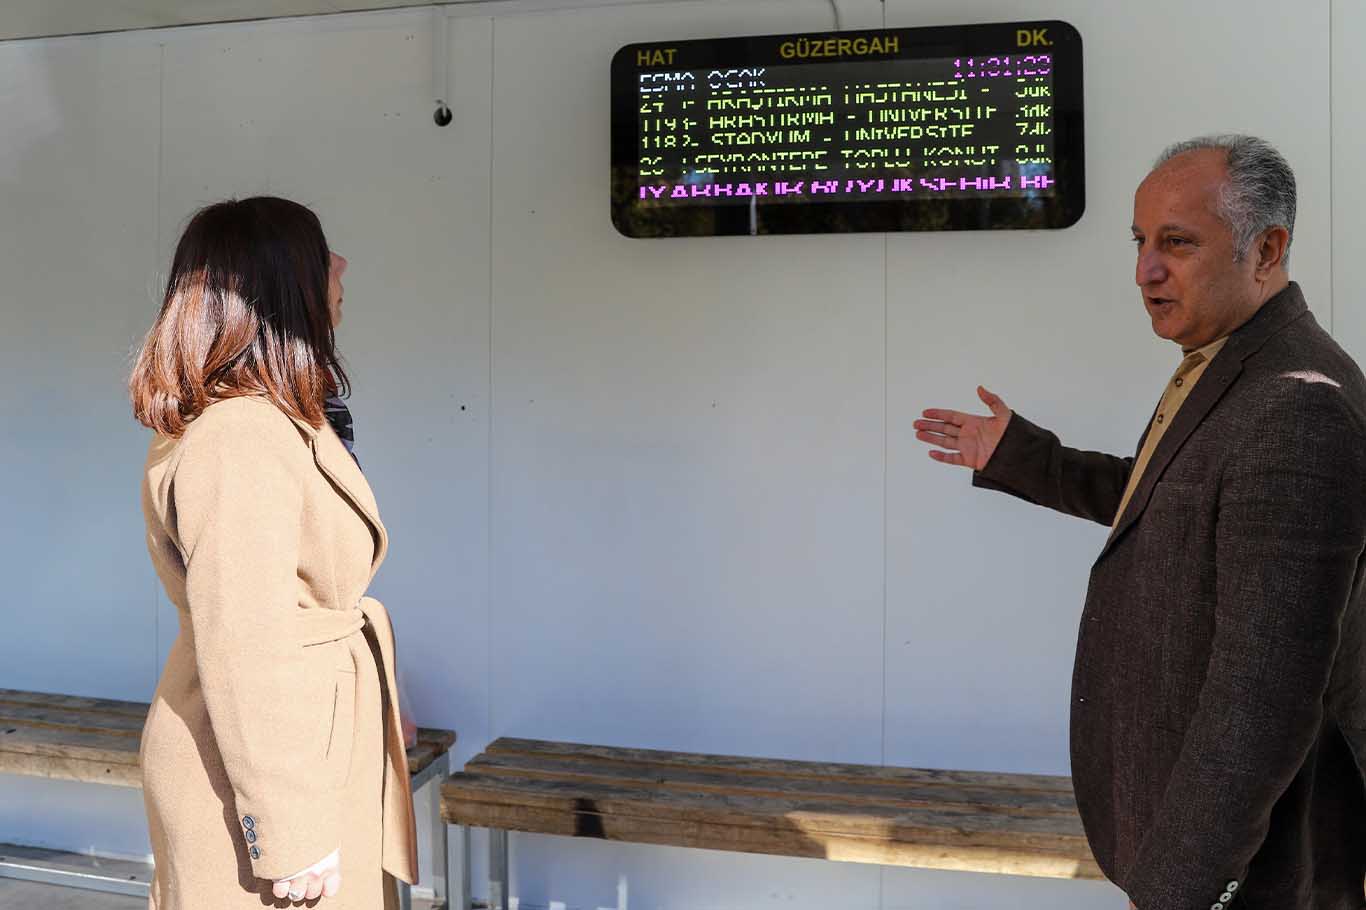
[130,196,349,437]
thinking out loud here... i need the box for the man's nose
[1135,249,1166,286]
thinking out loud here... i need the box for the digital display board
[611,20,1083,237]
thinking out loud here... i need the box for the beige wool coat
[139,395,417,909]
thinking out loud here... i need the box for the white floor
[0,878,451,908]
[0,878,144,909]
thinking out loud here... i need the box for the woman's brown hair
[129,196,349,437]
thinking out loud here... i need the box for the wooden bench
[442,737,1101,909]
[0,687,456,909]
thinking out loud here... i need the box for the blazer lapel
[289,413,390,582]
[1096,282,1310,563]
[1098,353,1243,559]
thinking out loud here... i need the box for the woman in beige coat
[129,197,417,908]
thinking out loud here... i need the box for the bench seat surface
[443,737,1103,880]
[0,687,454,786]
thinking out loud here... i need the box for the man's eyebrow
[1131,223,1197,235]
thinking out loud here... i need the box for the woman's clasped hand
[271,847,341,902]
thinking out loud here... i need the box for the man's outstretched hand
[913,385,1013,471]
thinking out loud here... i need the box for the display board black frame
[611,19,1084,238]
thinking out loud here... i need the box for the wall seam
[152,40,166,692]
[1329,0,1335,335]
[486,13,497,753]
[878,12,888,910]
[878,230,888,910]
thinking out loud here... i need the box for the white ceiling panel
[0,0,454,41]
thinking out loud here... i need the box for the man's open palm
[913,385,1013,471]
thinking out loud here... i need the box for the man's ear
[1254,225,1291,279]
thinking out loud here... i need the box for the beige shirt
[1111,335,1231,529]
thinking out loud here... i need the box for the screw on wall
[432,5,452,128]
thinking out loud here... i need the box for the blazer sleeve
[170,403,342,881]
[970,411,1135,526]
[1123,379,1366,909]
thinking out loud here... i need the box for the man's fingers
[977,385,1009,418]
[928,448,967,467]
[913,419,960,437]
[304,874,325,901]
[921,408,963,424]
[915,429,961,451]
[272,880,292,900]
[321,871,342,898]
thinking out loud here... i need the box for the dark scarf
[323,392,360,469]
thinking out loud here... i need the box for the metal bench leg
[398,876,413,910]
[489,828,509,910]
[455,824,472,910]
[430,753,450,908]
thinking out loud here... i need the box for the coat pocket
[323,666,357,787]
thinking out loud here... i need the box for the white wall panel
[0,30,161,860]
[0,37,160,697]
[1333,0,1366,360]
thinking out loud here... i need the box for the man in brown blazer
[915,135,1366,909]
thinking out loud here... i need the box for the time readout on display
[634,51,1058,205]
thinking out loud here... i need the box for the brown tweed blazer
[139,395,417,905]
[974,283,1366,909]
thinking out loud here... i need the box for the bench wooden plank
[0,723,455,784]
[446,774,1085,843]
[0,751,144,787]
[466,752,1079,817]
[452,799,1099,878]
[445,739,1102,880]
[485,738,1076,794]
[0,723,143,787]
[0,723,141,763]
[418,728,457,751]
[0,690,454,789]
[407,729,459,777]
[0,703,146,736]
[443,773,1101,879]
[0,689,151,719]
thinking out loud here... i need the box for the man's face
[1131,149,1262,351]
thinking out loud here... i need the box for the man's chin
[1147,311,1183,343]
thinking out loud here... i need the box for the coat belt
[294,597,419,884]
[297,605,366,646]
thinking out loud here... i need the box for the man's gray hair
[1154,134,1296,268]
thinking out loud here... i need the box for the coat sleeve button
[242,815,255,830]
[249,846,261,860]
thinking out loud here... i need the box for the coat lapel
[1096,283,1310,563]
[289,413,389,582]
